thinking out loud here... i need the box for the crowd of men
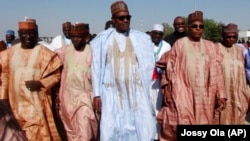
[0,0,249,141]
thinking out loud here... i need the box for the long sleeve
[90,36,103,97]
[40,68,61,91]
[0,50,9,100]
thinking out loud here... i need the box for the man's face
[71,33,87,51]
[174,17,185,33]
[187,21,204,41]
[18,29,38,49]
[6,34,15,43]
[63,24,71,39]
[151,30,163,46]
[222,32,237,47]
[112,11,131,33]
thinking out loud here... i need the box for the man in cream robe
[215,23,249,124]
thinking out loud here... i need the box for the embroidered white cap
[152,24,164,32]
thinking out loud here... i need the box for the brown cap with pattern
[188,11,203,24]
[223,23,238,33]
[111,1,129,15]
[71,23,87,34]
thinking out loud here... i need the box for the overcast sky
[0,0,249,39]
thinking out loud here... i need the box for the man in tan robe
[0,18,62,141]
[156,11,227,141]
[215,23,250,124]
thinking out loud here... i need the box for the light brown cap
[188,11,203,24]
[111,0,128,15]
[18,19,37,30]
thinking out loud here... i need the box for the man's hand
[25,80,44,92]
[93,96,102,113]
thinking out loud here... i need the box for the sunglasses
[190,24,204,29]
[115,15,131,21]
[225,35,237,39]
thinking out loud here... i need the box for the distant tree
[203,19,224,42]
[162,23,173,38]
[162,18,225,42]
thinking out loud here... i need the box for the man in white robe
[150,24,171,140]
[49,22,72,51]
[90,1,156,141]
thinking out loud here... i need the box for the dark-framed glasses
[115,15,131,21]
[190,24,204,29]
[225,35,237,39]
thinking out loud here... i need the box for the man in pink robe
[55,23,98,141]
[156,11,227,141]
[215,23,250,124]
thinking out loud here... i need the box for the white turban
[152,24,164,32]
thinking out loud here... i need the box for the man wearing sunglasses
[214,23,249,125]
[156,11,227,140]
[90,1,156,141]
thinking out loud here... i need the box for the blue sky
[0,0,249,39]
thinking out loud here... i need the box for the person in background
[50,21,72,51]
[55,23,98,141]
[150,23,171,140]
[145,31,151,36]
[0,18,62,141]
[247,40,250,48]
[90,1,156,140]
[246,40,250,85]
[5,30,15,48]
[243,39,250,124]
[214,23,249,125]
[84,23,96,44]
[156,11,227,140]
[164,16,186,47]
[0,40,7,52]
[104,20,115,30]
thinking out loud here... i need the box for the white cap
[152,24,164,32]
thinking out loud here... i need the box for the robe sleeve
[0,50,9,100]
[40,69,61,91]
[156,51,169,90]
[39,49,62,92]
[90,37,102,97]
[214,45,227,100]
